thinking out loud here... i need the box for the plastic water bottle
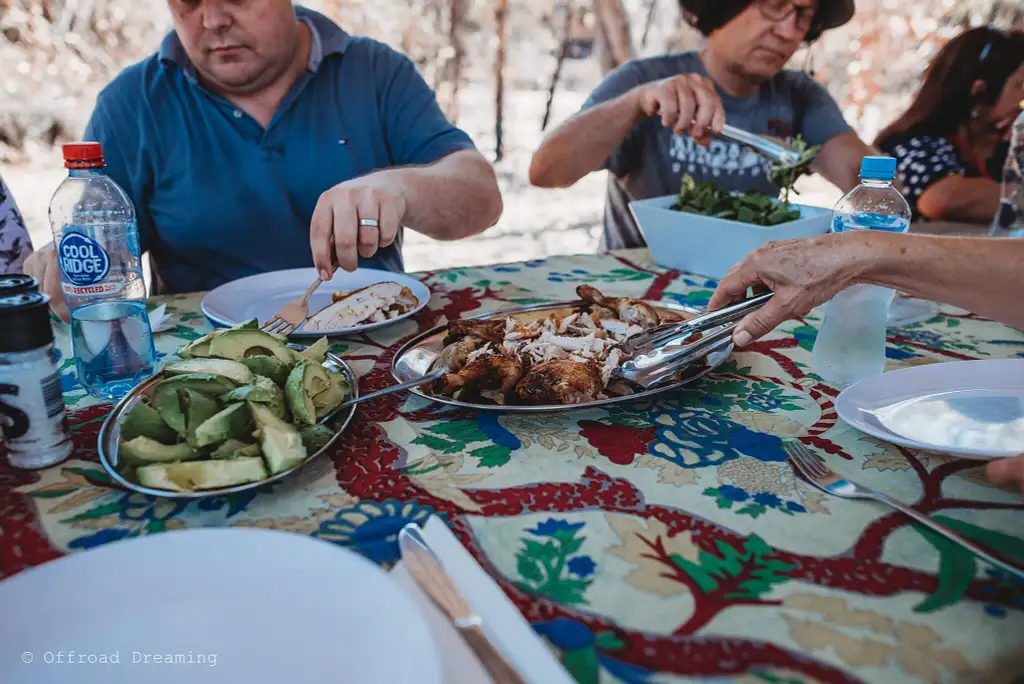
[990,105,1024,237]
[48,142,156,400]
[811,157,911,385]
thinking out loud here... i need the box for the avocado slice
[121,401,178,444]
[210,439,261,461]
[120,436,196,465]
[312,371,350,420]
[238,356,291,386]
[298,337,330,364]
[193,403,252,448]
[237,318,259,330]
[250,402,307,474]
[300,424,335,453]
[178,329,224,359]
[223,376,287,419]
[155,373,238,398]
[208,329,295,364]
[152,386,220,442]
[284,362,318,425]
[164,358,254,385]
[136,457,269,492]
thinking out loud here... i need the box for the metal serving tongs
[719,124,801,166]
[612,292,774,390]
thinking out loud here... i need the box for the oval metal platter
[391,299,732,413]
[97,348,358,499]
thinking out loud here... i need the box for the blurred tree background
[1,0,1021,162]
[0,0,1021,269]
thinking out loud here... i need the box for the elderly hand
[987,455,1024,497]
[635,74,725,146]
[707,233,872,346]
[309,173,406,278]
[23,244,70,323]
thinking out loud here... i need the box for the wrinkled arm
[382,149,502,241]
[860,233,1024,328]
[709,232,1024,345]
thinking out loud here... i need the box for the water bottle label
[58,233,110,285]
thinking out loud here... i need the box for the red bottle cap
[62,142,105,169]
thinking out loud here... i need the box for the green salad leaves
[671,135,820,227]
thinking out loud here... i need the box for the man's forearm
[857,232,1024,329]
[529,90,644,188]
[386,150,502,241]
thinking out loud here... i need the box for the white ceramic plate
[0,528,442,684]
[202,267,431,337]
[836,359,1024,460]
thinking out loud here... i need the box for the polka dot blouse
[879,135,973,220]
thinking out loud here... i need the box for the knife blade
[398,524,527,684]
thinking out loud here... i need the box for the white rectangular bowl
[630,194,832,280]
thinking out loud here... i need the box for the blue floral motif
[747,392,784,412]
[68,527,134,550]
[475,412,521,450]
[529,518,585,537]
[535,618,594,650]
[493,266,521,273]
[898,328,945,348]
[650,409,786,469]
[980,568,1024,619]
[886,346,921,360]
[568,555,597,578]
[719,485,749,502]
[754,492,783,508]
[315,500,437,565]
[786,501,807,513]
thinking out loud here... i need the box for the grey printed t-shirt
[581,52,853,250]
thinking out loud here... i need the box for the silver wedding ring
[358,218,380,228]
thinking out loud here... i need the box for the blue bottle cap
[860,156,897,181]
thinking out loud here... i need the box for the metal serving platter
[391,299,732,413]
[97,347,358,499]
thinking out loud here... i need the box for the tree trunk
[441,0,467,123]
[494,0,509,162]
[592,0,634,75]
[541,1,575,132]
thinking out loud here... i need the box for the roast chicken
[576,285,660,329]
[515,359,603,405]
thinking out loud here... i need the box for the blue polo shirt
[84,7,476,294]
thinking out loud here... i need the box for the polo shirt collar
[158,6,350,79]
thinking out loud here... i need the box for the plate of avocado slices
[97,319,358,498]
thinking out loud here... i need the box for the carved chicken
[443,318,508,346]
[435,335,484,373]
[515,359,602,405]
[576,285,660,328]
[437,355,524,402]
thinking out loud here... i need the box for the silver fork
[260,277,323,336]
[784,441,1024,580]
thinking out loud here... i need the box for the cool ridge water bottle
[811,157,911,386]
[48,143,157,400]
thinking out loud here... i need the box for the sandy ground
[2,81,841,275]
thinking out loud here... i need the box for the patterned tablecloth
[3,249,1024,683]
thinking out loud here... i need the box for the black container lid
[0,293,54,353]
[0,274,39,296]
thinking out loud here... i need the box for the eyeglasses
[756,0,817,32]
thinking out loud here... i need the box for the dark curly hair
[678,0,851,43]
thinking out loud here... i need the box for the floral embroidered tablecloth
[3,249,1024,684]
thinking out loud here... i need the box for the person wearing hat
[529,0,875,252]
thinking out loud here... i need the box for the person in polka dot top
[876,26,1024,222]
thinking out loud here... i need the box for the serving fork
[784,441,1024,580]
[260,277,324,336]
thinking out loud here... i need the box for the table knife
[398,523,527,684]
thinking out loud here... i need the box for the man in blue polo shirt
[27,1,502,316]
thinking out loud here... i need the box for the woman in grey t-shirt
[0,174,32,273]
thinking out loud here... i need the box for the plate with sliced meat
[391,285,732,412]
[202,267,431,337]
